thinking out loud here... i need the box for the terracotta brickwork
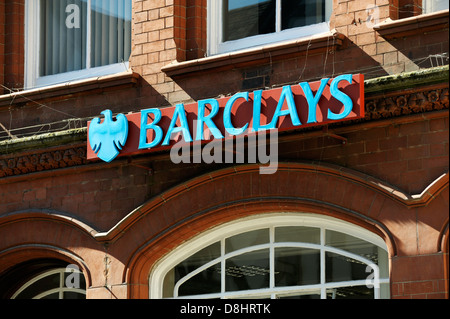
[0,0,448,299]
[0,0,24,94]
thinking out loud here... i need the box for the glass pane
[223,0,276,42]
[39,0,87,76]
[326,230,382,264]
[15,273,60,299]
[281,0,326,30]
[163,269,176,298]
[41,292,60,299]
[275,247,320,286]
[174,242,221,281]
[275,226,320,244]
[326,286,374,299]
[63,291,86,299]
[178,264,221,296]
[279,293,320,299]
[226,229,269,253]
[325,252,368,283]
[91,0,132,68]
[226,249,270,291]
[424,0,449,13]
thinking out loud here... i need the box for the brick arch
[0,245,91,291]
[127,201,396,299]
[116,161,432,298]
[0,209,105,288]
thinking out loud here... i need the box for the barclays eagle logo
[88,110,129,162]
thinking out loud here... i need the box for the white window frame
[207,0,333,56]
[24,0,130,89]
[11,268,86,299]
[149,213,390,299]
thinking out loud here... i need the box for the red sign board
[87,74,364,161]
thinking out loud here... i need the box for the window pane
[174,242,221,281]
[279,293,320,299]
[326,286,374,299]
[39,0,87,76]
[91,0,132,68]
[178,264,221,296]
[275,226,320,244]
[15,273,60,299]
[326,230,383,265]
[226,249,270,291]
[325,252,368,283]
[225,229,269,253]
[165,242,220,297]
[63,291,86,299]
[281,0,326,30]
[275,247,320,286]
[424,0,449,13]
[223,0,276,42]
[41,292,60,299]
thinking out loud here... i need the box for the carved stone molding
[0,146,86,178]
[364,87,449,120]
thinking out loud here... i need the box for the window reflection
[281,0,327,30]
[226,249,270,292]
[275,226,320,244]
[226,229,269,253]
[223,0,275,41]
[327,286,374,299]
[275,247,320,286]
[12,268,86,299]
[178,264,221,296]
[163,224,389,299]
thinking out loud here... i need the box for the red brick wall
[390,0,423,19]
[289,115,449,195]
[2,113,447,225]
[0,0,24,93]
[0,163,154,231]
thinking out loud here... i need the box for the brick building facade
[0,0,448,300]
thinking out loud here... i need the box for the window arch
[149,213,390,299]
[11,266,86,299]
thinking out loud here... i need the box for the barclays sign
[87,74,364,162]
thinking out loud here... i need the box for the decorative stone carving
[0,147,86,178]
[364,87,448,120]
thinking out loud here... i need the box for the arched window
[150,214,390,299]
[11,266,86,299]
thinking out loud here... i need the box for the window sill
[373,9,449,39]
[162,30,345,78]
[0,70,140,108]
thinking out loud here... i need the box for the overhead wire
[0,83,85,142]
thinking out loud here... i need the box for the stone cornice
[0,128,87,155]
[373,9,449,39]
[162,30,345,78]
[0,143,87,178]
[363,66,449,120]
[0,71,140,108]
